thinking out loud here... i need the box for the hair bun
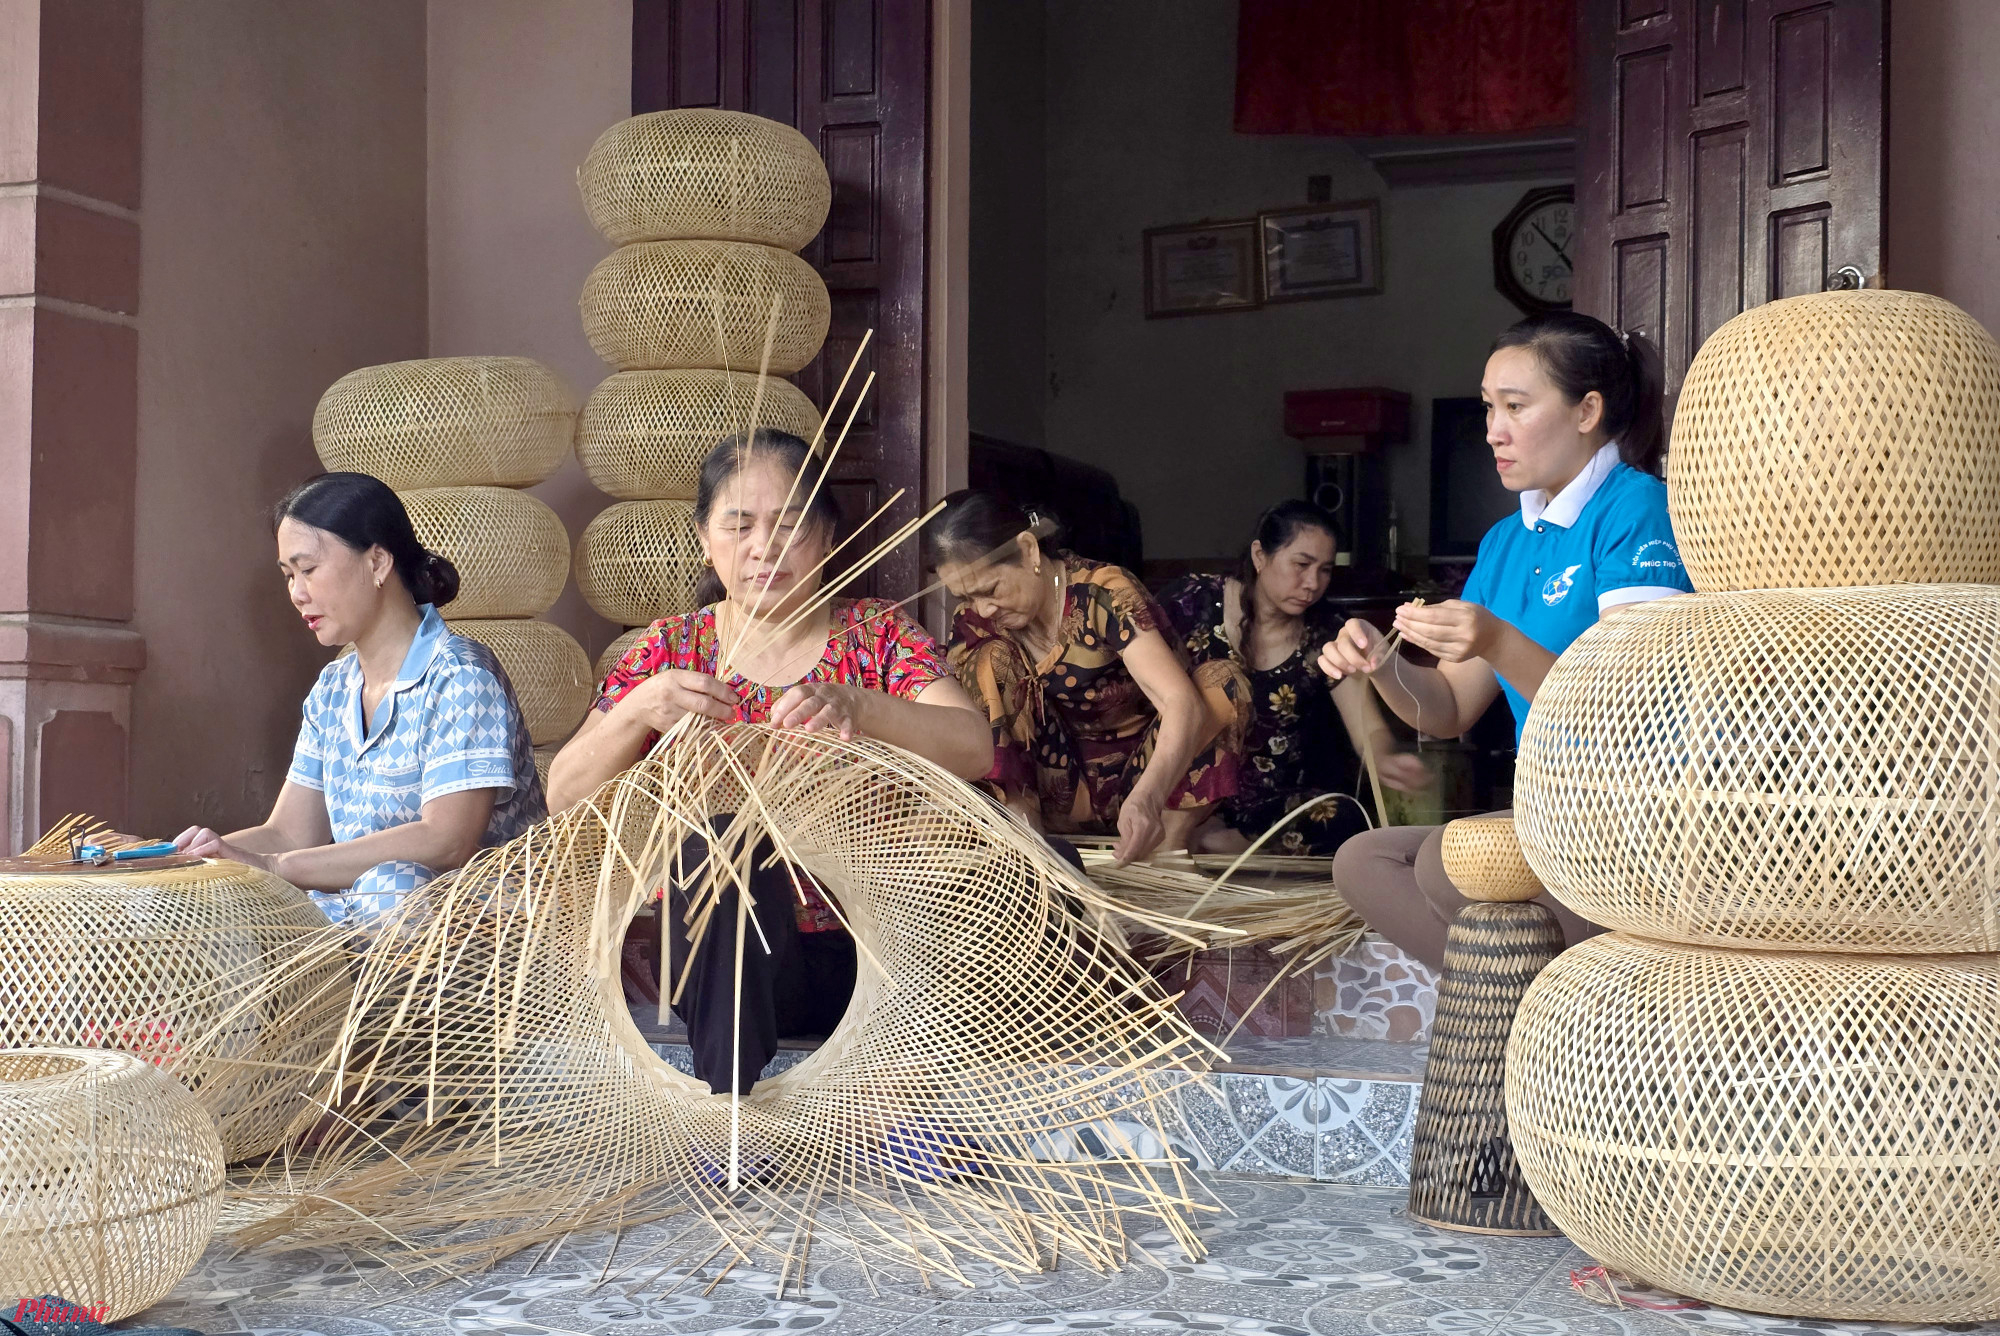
[420,548,462,608]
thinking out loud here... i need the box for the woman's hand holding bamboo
[613,668,741,736]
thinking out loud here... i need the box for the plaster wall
[1887,0,2000,337]
[425,0,631,658]
[1038,0,1558,562]
[131,0,428,835]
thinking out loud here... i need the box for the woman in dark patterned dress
[931,492,1250,867]
[1158,501,1430,856]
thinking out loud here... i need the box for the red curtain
[1235,0,1575,137]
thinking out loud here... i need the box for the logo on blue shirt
[1633,538,1682,572]
[1541,564,1582,606]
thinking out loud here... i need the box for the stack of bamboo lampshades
[572,109,829,661]
[1505,290,2000,1322]
[312,356,594,777]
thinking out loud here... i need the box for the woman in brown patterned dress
[930,491,1249,866]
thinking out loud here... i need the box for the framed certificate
[1258,200,1383,303]
[1142,220,1262,318]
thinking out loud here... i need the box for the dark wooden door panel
[1575,0,1884,417]
[631,0,929,601]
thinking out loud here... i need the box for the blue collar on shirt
[344,604,449,756]
[1518,442,1621,530]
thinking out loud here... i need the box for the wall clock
[1493,185,1574,314]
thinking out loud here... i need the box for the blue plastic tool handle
[79,841,180,861]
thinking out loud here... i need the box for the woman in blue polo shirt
[1318,311,1693,970]
[171,473,546,927]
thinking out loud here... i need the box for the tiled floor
[132,1179,2000,1336]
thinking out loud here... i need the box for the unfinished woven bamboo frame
[223,724,1214,1283]
[577,370,822,501]
[312,357,577,490]
[580,240,830,374]
[594,625,651,685]
[0,1048,226,1320]
[1669,290,2000,591]
[574,499,706,626]
[1506,934,2000,1322]
[0,861,352,1162]
[445,618,594,747]
[579,109,831,250]
[400,486,572,619]
[1514,584,2000,953]
[1439,814,1543,904]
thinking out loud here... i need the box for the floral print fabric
[1158,574,1369,856]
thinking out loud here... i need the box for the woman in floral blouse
[547,431,991,1094]
[1158,501,1429,856]
[931,491,1249,867]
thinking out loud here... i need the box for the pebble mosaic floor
[132,1180,2000,1336]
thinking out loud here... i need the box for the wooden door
[632,0,931,599]
[1573,0,1887,411]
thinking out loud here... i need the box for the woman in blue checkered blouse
[170,473,547,927]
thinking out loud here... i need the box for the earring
[374,576,383,588]
[702,554,714,568]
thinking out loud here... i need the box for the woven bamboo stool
[1406,814,1564,1235]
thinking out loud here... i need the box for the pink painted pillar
[0,0,147,853]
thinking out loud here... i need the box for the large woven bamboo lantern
[581,240,829,375]
[448,618,595,748]
[0,861,352,1162]
[1669,290,2000,590]
[1506,293,2000,1323]
[1514,584,2000,953]
[574,500,707,627]
[312,356,576,490]
[0,1048,225,1319]
[401,486,571,619]
[1508,936,2000,1322]
[577,370,819,501]
[577,108,830,250]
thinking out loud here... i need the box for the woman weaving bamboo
[932,492,1250,867]
[1157,500,1430,856]
[547,430,992,1094]
[171,473,546,927]
[1321,311,1694,969]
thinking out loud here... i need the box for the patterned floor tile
[126,1179,2000,1336]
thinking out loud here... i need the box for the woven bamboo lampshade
[445,618,594,747]
[577,370,821,501]
[1439,814,1543,904]
[580,240,830,374]
[0,1049,226,1320]
[574,499,706,626]
[1669,290,2000,590]
[0,861,352,1162]
[578,109,831,251]
[312,357,577,490]
[594,625,651,685]
[1514,585,2000,953]
[1507,934,2000,1322]
[400,486,572,619]
[222,725,1210,1282]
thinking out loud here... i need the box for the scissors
[51,837,181,867]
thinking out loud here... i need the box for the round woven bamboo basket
[594,625,651,685]
[580,240,830,374]
[1514,585,2000,953]
[400,486,572,619]
[578,109,831,251]
[1669,289,2000,591]
[1407,900,1564,1236]
[446,618,594,747]
[0,1048,225,1319]
[1506,933,2000,1322]
[0,862,351,1162]
[1439,813,1542,903]
[574,500,706,626]
[312,356,577,490]
[577,370,821,501]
